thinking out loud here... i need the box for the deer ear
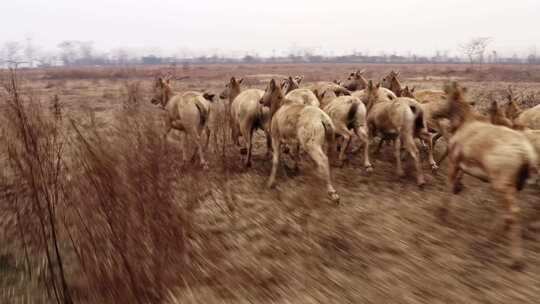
[203,92,215,101]
[269,79,276,90]
[411,86,416,93]
[238,78,244,84]
[157,77,165,88]
[376,82,381,89]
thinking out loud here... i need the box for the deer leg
[306,144,339,204]
[245,127,255,168]
[181,133,189,167]
[187,128,208,169]
[394,137,405,177]
[267,136,281,189]
[231,122,241,147]
[420,131,438,171]
[439,157,463,219]
[265,130,272,159]
[291,142,301,172]
[204,126,211,152]
[196,130,209,169]
[499,186,523,269]
[335,125,352,167]
[163,119,173,145]
[376,138,386,154]
[438,148,449,166]
[404,135,425,187]
[355,126,373,172]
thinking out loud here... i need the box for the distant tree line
[1,38,539,68]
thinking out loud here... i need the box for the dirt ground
[2,64,540,303]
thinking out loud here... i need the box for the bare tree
[492,50,498,64]
[57,41,78,66]
[24,38,39,67]
[2,41,24,67]
[460,37,491,68]
[78,41,94,64]
[527,46,537,65]
[111,48,131,65]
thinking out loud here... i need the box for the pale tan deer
[366,84,429,186]
[434,82,538,269]
[489,100,540,184]
[342,69,368,91]
[503,86,540,130]
[321,90,372,170]
[219,77,271,167]
[150,77,216,169]
[383,72,459,166]
[380,70,404,96]
[309,82,351,107]
[381,70,447,105]
[281,76,320,107]
[260,79,340,203]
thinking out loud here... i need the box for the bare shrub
[1,69,73,303]
[0,69,197,303]
[66,109,190,303]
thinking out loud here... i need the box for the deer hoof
[431,163,439,171]
[240,147,248,155]
[510,258,525,271]
[365,165,374,173]
[328,190,340,205]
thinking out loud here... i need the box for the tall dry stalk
[1,69,197,303]
[1,68,73,304]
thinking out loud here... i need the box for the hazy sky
[1,0,539,57]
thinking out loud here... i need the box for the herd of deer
[150,70,540,269]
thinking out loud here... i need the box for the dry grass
[13,64,540,83]
[1,64,540,304]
